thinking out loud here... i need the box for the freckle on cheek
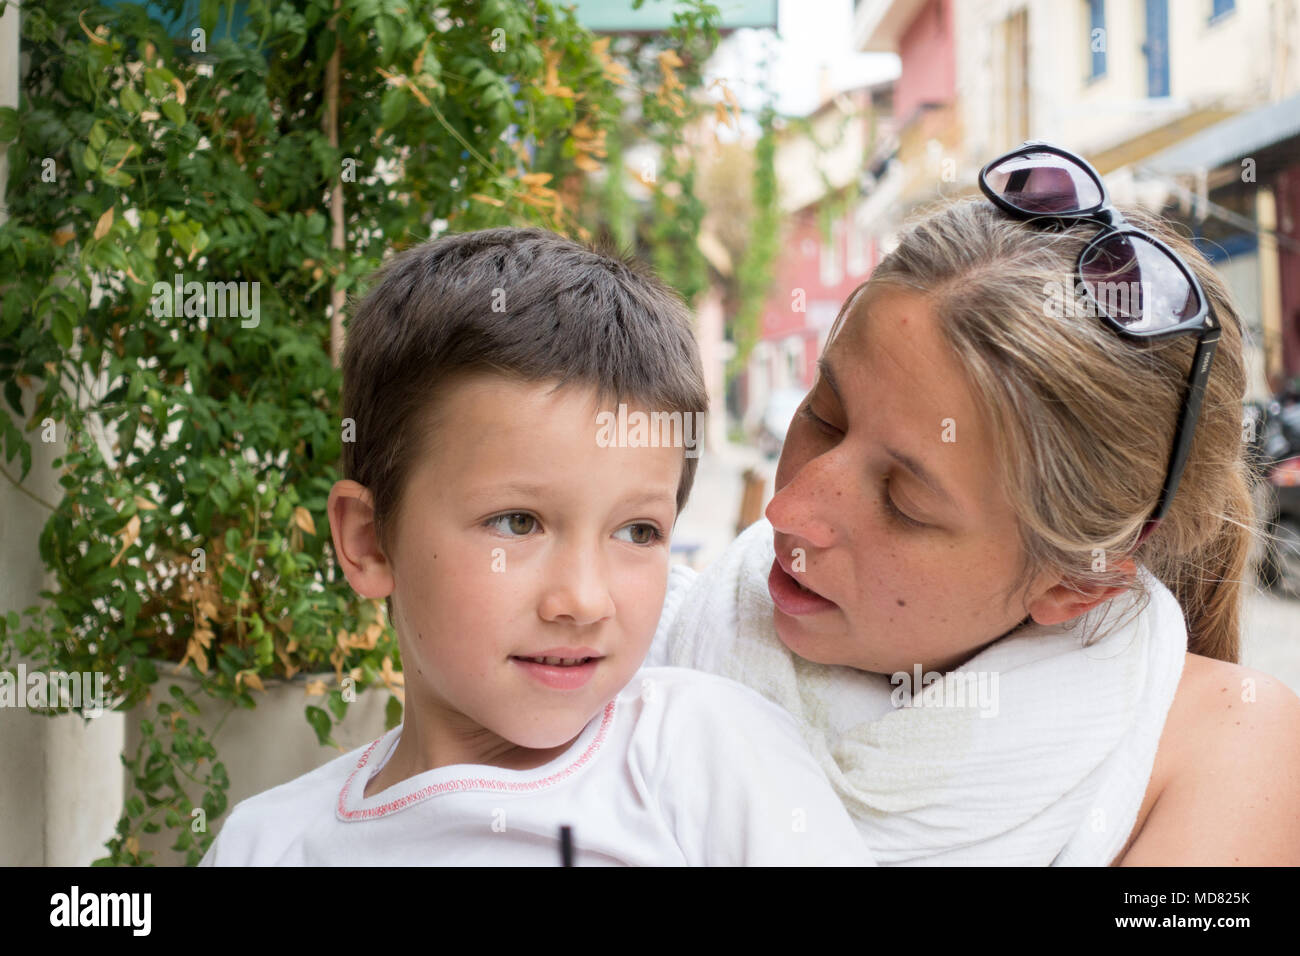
[896,598,906,607]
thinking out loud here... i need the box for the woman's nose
[765,452,841,551]
[537,544,616,627]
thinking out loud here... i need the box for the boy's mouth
[511,650,603,690]
[512,656,597,667]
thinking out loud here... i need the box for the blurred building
[849,0,1300,397]
[738,81,897,436]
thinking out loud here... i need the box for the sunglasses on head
[978,141,1222,547]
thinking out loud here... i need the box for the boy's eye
[614,523,663,546]
[487,512,538,536]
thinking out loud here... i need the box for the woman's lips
[768,557,838,616]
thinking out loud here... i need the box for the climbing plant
[0,0,720,864]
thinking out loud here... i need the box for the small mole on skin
[897,598,906,607]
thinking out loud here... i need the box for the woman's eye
[882,480,927,529]
[486,512,538,536]
[799,403,840,434]
[615,523,663,546]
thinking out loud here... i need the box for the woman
[650,144,1300,865]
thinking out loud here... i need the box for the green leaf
[375,14,400,60]
[88,120,108,151]
[120,86,144,115]
[0,106,18,143]
[380,86,407,128]
[102,169,133,187]
[144,69,168,100]
[305,705,335,747]
[162,102,185,127]
[51,310,74,349]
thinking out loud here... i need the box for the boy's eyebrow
[465,483,675,510]
[464,481,551,501]
[617,489,677,510]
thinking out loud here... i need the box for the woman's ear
[328,480,395,600]
[1025,557,1138,627]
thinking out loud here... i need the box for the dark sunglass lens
[987,152,1103,214]
[1079,233,1201,331]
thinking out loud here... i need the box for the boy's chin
[505,713,601,753]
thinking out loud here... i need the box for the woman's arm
[1116,652,1300,865]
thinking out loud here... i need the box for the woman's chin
[771,609,840,665]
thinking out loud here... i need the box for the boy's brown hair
[340,226,709,556]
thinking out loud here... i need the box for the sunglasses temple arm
[1142,329,1222,542]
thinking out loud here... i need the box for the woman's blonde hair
[837,197,1256,662]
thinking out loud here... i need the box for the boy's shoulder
[200,732,393,865]
[616,666,803,750]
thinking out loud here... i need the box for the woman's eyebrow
[816,356,842,400]
[884,447,962,514]
[819,356,962,515]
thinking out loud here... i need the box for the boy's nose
[537,545,615,626]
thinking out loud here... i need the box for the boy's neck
[362,698,581,799]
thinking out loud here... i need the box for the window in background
[1143,0,1171,98]
[1087,0,1107,80]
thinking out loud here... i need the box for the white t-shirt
[198,666,873,866]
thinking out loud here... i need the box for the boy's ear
[327,480,395,600]
[1025,557,1138,627]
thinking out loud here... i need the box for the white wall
[0,0,126,866]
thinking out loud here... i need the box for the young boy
[199,228,870,866]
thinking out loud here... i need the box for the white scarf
[656,518,1187,865]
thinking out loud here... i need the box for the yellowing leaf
[170,76,187,105]
[292,506,316,535]
[519,172,552,187]
[242,671,265,692]
[79,10,108,46]
[93,207,114,240]
[134,495,158,510]
[110,513,141,566]
[304,678,327,697]
[53,226,76,247]
[470,193,505,207]
[107,143,134,175]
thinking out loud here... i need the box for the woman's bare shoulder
[1116,652,1300,865]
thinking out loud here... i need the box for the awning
[1142,92,1300,175]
